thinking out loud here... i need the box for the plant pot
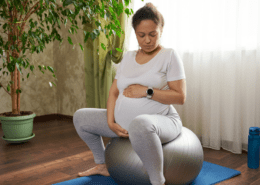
[0,111,36,143]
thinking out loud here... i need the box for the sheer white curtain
[129,0,260,155]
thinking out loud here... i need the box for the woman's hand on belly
[123,84,147,98]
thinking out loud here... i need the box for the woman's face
[135,19,162,53]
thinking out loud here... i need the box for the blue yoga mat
[53,161,241,185]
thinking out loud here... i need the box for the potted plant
[0,0,135,143]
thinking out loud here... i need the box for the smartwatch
[146,87,154,99]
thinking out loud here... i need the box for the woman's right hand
[108,122,129,138]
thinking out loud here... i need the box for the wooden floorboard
[0,114,259,185]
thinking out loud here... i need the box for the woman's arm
[107,93,119,126]
[123,79,186,105]
[149,79,186,105]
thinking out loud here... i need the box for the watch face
[148,89,153,95]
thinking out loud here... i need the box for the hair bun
[145,2,156,9]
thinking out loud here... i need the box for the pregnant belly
[114,93,169,130]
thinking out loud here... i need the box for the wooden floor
[0,114,259,185]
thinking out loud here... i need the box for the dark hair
[132,2,164,32]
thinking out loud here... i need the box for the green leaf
[101,43,106,51]
[95,20,101,28]
[16,89,22,94]
[57,18,61,27]
[125,8,130,15]
[7,62,15,72]
[64,19,67,27]
[94,29,100,36]
[109,7,114,13]
[116,48,122,52]
[79,43,84,51]
[84,31,90,43]
[68,36,73,45]
[30,65,34,72]
[7,84,10,92]
[124,0,130,6]
[16,63,22,74]
[90,32,96,40]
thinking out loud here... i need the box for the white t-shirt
[114,47,186,130]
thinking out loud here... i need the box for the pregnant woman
[73,3,186,185]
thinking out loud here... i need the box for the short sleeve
[167,49,186,81]
[114,51,129,79]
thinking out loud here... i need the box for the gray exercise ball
[105,126,204,185]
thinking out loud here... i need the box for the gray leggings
[73,105,182,185]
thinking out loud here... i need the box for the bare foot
[78,164,110,177]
